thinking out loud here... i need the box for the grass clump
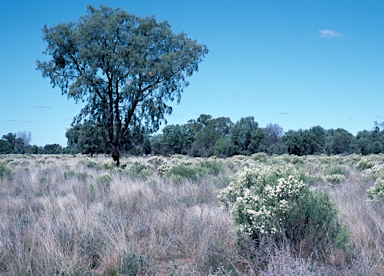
[63,170,90,182]
[0,163,12,183]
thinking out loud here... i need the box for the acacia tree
[37,5,208,166]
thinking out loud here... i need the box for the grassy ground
[0,153,383,275]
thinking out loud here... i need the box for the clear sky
[1,0,383,146]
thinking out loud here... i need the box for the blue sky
[1,0,383,146]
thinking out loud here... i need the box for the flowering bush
[219,165,345,256]
[367,178,384,202]
[219,166,303,236]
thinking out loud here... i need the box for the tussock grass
[0,154,383,274]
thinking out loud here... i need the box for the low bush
[325,164,349,177]
[94,172,112,194]
[219,165,346,259]
[356,159,375,170]
[325,174,346,185]
[0,163,12,183]
[126,161,152,178]
[63,170,90,182]
[199,159,224,176]
[167,163,205,181]
[367,178,384,202]
[118,250,153,275]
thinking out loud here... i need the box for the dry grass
[0,154,383,275]
[329,169,384,275]
[0,155,238,275]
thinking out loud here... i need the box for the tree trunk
[112,149,120,167]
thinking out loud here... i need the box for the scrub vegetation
[0,153,384,275]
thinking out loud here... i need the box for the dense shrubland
[0,153,384,275]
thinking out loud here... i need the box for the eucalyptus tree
[230,116,264,155]
[37,5,208,166]
[0,140,12,154]
[1,133,16,151]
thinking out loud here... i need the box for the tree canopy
[37,5,208,165]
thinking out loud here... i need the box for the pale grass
[1,154,384,274]
[0,155,239,275]
[329,168,384,273]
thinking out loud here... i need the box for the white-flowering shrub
[157,163,170,176]
[219,165,346,256]
[219,166,306,237]
[367,178,384,202]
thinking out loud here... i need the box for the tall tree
[283,130,307,156]
[188,115,233,157]
[160,124,194,155]
[17,131,32,147]
[264,123,283,146]
[326,128,354,155]
[263,123,286,154]
[230,116,264,155]
[37,5,208,166]
[2,133,16,151]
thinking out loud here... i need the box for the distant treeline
[1,115,384,156]
[0,132,64,154]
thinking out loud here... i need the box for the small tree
[37,5,208,166]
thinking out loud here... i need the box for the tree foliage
[37,5,208,165]
[0,140,12,154]
[66,122,108,155]
[230,116,264,155]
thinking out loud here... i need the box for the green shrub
[147,156,166,168]
[79,159,101,170]
[95,172,112,194]
[325,174,346,185]
[325,165,349,177]
[251,152,269,162]
[0,163,11,183]
[283,155,304,165]
[199,159,224,176]
[356,159,375,170]
[79,231,104,269]
[63,170,90,182]
[127,161,152,178]
[219,166,345,258]
[167,163,206,181]
[119,251,153,275]
[367,178,384,202]
[157,163,170,176]
[96,172,112,185]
